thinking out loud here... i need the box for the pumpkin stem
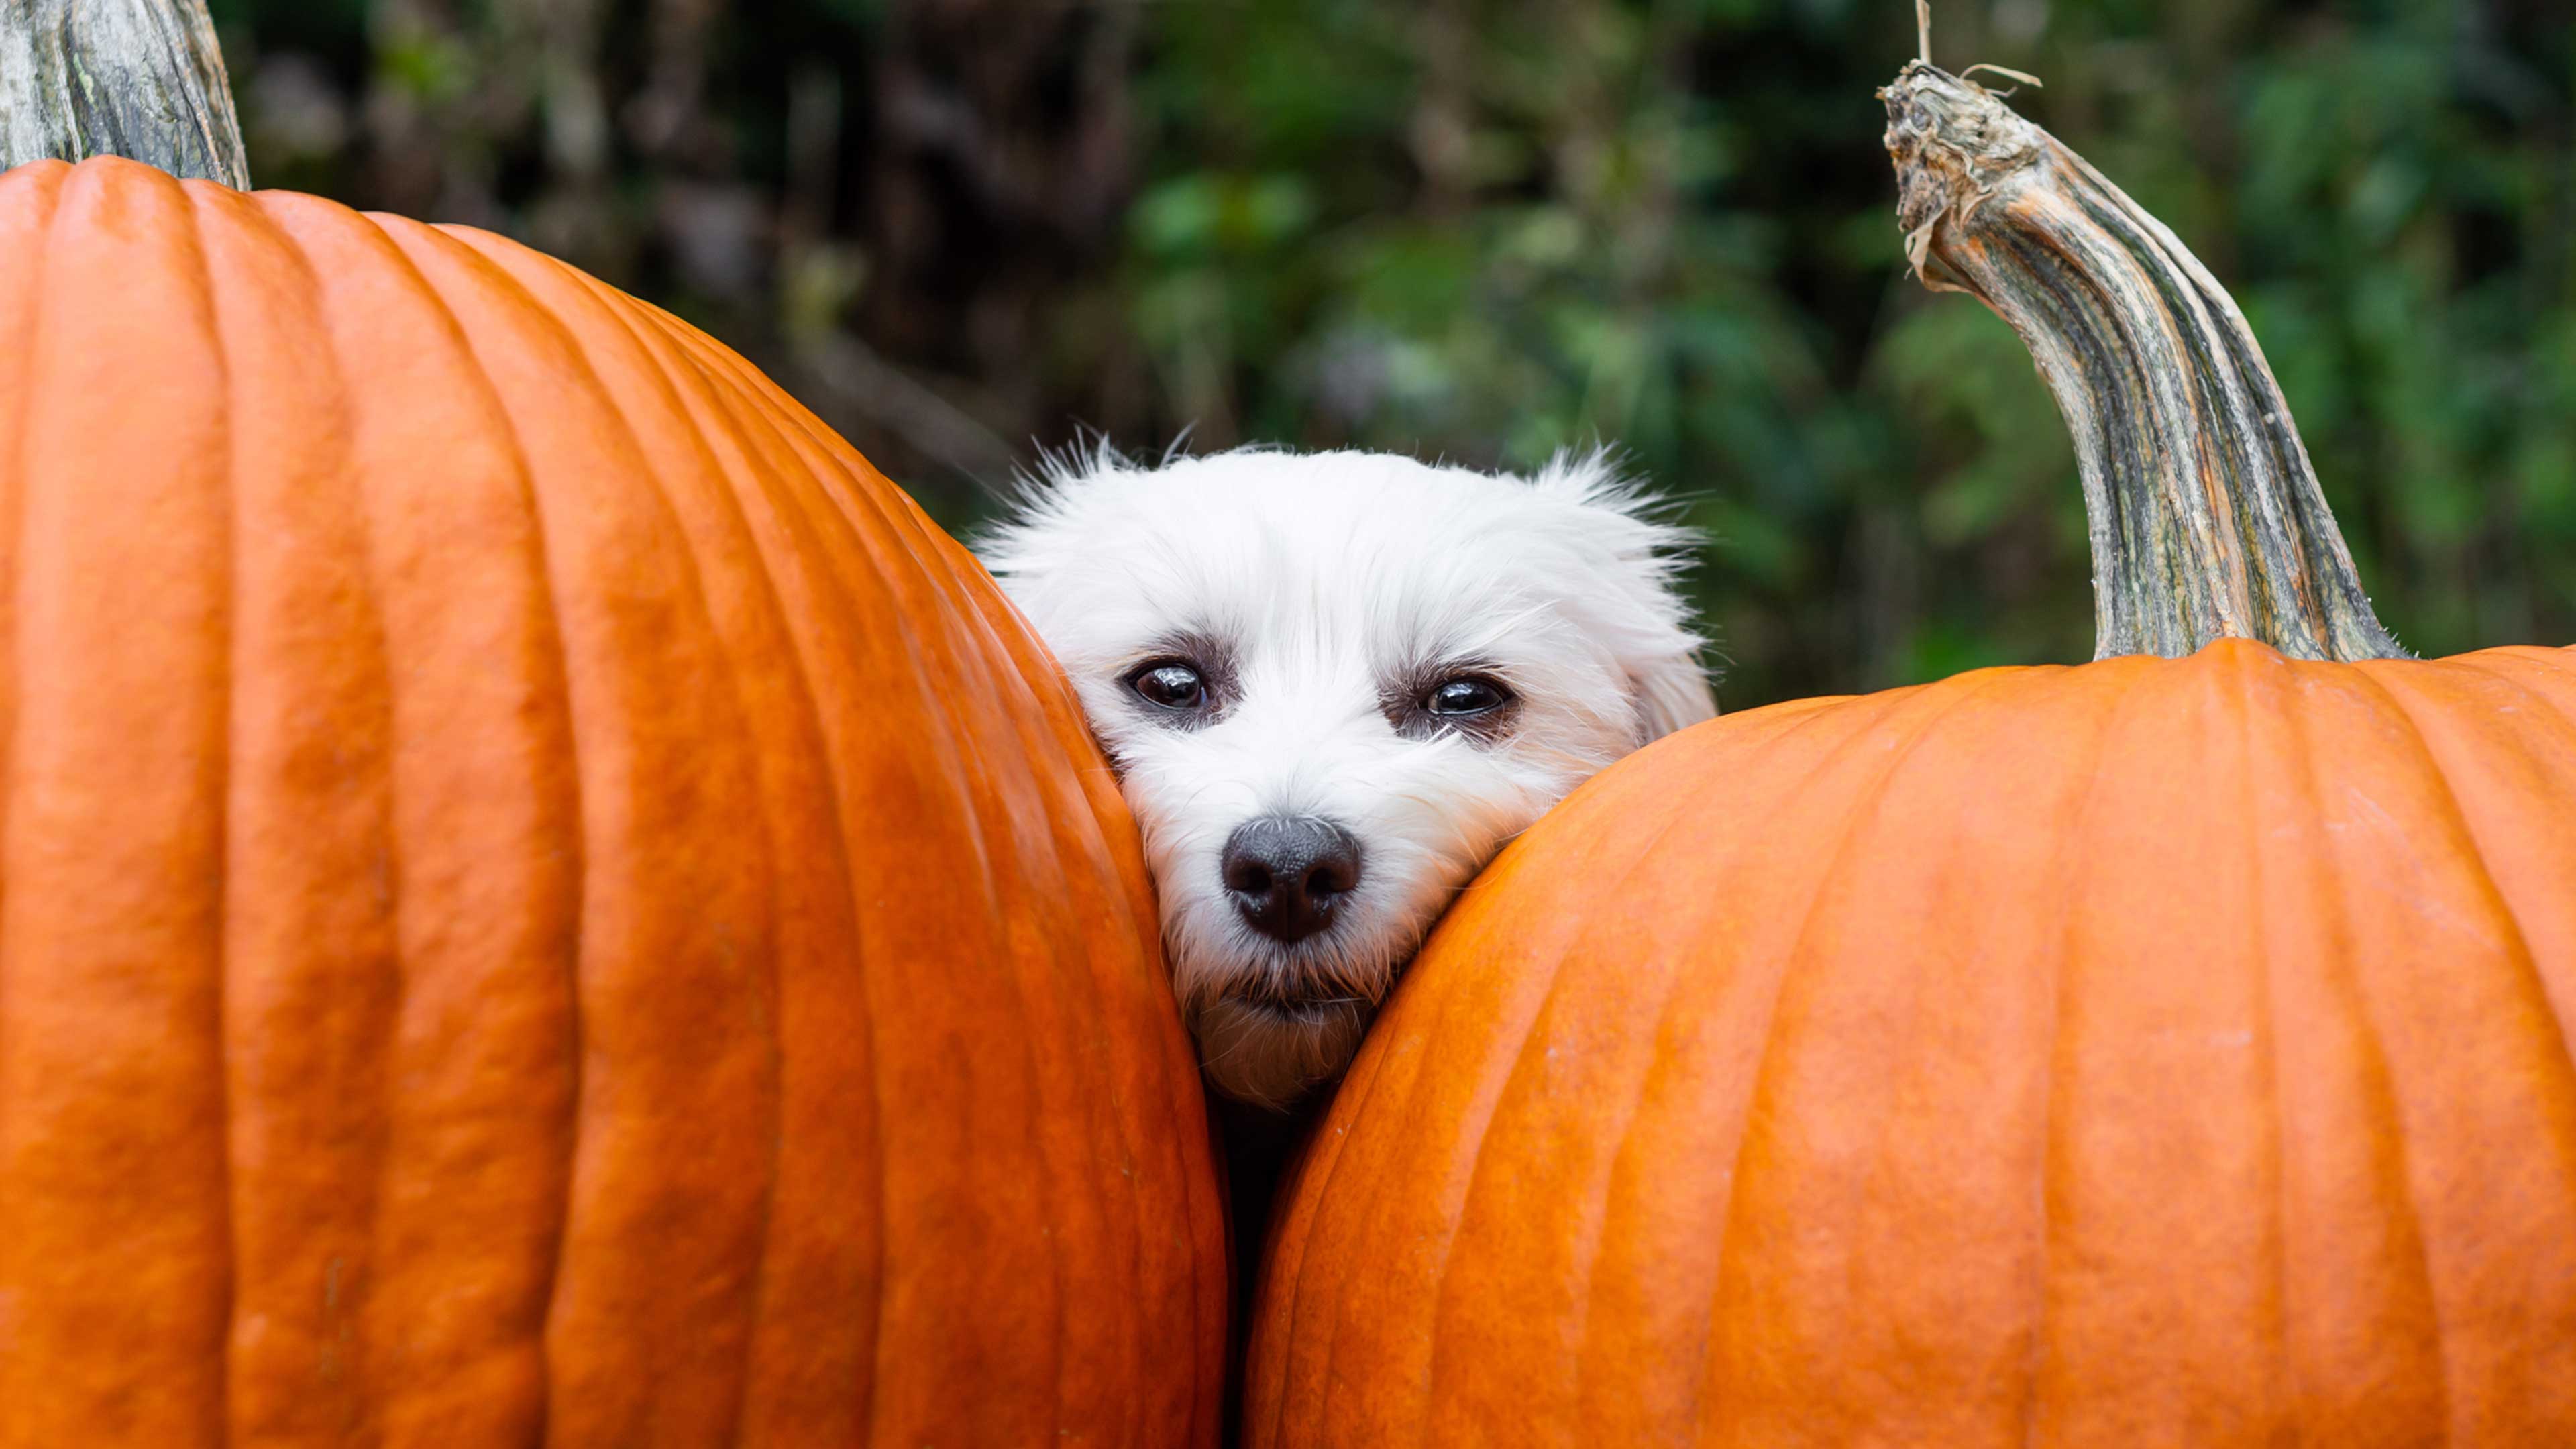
[1,0,248,188]
[1880,62,2404,662]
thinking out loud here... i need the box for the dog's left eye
[1426,676,1511,716]
[1130,661,1208,711]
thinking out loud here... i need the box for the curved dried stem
[1,0,248,188]
[1881,61,2404,663]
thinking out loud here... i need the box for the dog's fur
[983,445,1713,1107]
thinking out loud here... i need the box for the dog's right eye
[1128,661,1208,711]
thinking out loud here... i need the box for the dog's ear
[1521,448,1719,743]
[1628,654,1718,743]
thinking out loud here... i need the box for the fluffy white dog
[984,445,1713,1108]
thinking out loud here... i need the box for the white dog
[983,445,1713,1108]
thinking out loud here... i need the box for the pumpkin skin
[1249,639,2576,1447]
[0,158,1225,1447]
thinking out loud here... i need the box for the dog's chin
[1187,994,1373,1111]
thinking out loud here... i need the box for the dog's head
[984,445,1713,1107]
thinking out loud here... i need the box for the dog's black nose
[1221,816,1362,945]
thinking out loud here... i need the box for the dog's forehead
[1103,455,1562,634]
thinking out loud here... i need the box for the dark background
[203,0,2576,709]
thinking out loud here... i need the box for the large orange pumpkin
[0,156,1226,1446]
[1245,65,2576,1446]
[1251,641,2576,1444]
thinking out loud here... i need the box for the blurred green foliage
[205,0,2576,707]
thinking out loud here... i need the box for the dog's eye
[1426,676,1511,716]
[1130,661,1208,711]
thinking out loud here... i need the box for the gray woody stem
[1881,61,2405,662]
[1,0,248,188]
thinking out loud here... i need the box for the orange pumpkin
[0,156,1226,1446]
[1250,641,2576,1444]
[1245,66,2576,1446]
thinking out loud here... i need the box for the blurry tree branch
[864,0,1138,388]
[795,332,1022,485]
